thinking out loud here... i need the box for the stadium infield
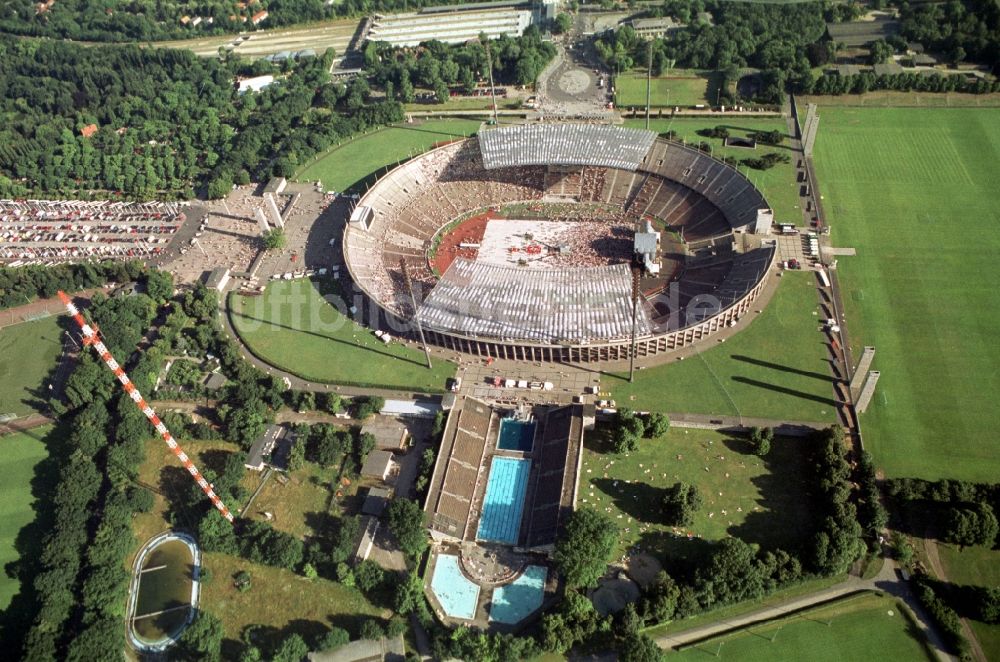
[673,592,934,661]
[229,278,455,391]
[813,107,1000,482]
[610,272,836,423]
[294,118,482,193]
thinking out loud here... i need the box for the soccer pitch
[813,107,1000,481]
[674,593,934,661]
[0,316,62,417]
[615,70,718,108]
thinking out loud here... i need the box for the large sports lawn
[937,543,1000,660]
[0,425,54,609]
[813,107,1000,481]
[295,118,482,193]
[610,273,836,423]
[675,593,934,661]
[615,70,719,108]
[582,427,815,564]
[625,117,802,223]
[230,278,455,391]
[0,317,62,417]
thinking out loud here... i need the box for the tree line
[0,37,404,200]
[0,260,146,310]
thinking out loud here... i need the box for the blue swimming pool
[497,419,536,452]
[430,554,479,620]
[476,457,531,544]
[490,565,547,624]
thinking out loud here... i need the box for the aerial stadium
[342,123,777,363]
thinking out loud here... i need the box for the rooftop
[478,124,656,171]
[417,259,653,344]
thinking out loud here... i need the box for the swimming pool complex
[430,554,480,620]
[476,456,531,544]
[496,418,536,452]
[490,565,547,624]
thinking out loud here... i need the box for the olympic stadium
[342,123,777,363]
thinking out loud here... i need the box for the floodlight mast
[57,291,235,524]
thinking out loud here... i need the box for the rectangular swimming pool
[496,419,536,452]
[476,457,531,544]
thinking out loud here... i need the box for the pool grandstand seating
[524,405,584,550]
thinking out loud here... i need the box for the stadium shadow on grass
[731,354,833,383]
[731,376,839,409]
[230,309,428,370]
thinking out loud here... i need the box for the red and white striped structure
[57,291,234,523]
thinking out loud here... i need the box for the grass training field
[295,118,482,192]
[610,273,836,423]
[813,107,1000,482]
[130,438,383,649]
[615,70,719,108]
[937,543,1000,659]
[582,427,814,563]
[675,593,934,661]
[0,425,54,609]
[230,278,455,391]
[626,117,802,223]
[0,317,62,417]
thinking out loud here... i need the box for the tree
[553,13,573,34]
[612,426,639,454]
[944,502,998,548]
[619,633,663,662]
[273,634,309,662]
[316,627,350,652]
[207,176,233,200]
[644,412,670,438]
[616,602,643,637]
[641,571,680,624]
[318,391,341,414]
[234,570,252,592]
[868,39,894,64]
[360,618,385,640]
[287,437,306,472]
[750,427,774,457]
[662,482,701,526]
[262,228,286,250]
[352,396,384,420]
[198,511,240,555]
[387,498,428,563]
[145,270,174,301]
[175,610,224,661]
[355,559,386,592]
[393,572,425,615]
[553,508,617,588]
[950,46,967,65]
[224,399,268,449]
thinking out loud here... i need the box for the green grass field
[0,317,62,417]
[674,593,934,661]
[0,425,53,609]
[230,278,455,391]
[625,117,801,223]
[610,273,836,423]
[295,119,482,192]
[937,543,1000,660]
[813,107,1000,482]
[582,427,814,563]
[615,70,718,108]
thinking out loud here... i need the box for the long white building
[366,0,555,47]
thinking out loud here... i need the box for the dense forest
[899,0,1000,73]
[364,27,557,101]
[0,38,403,199]
[0,0,478,42]
[596,0,826,104]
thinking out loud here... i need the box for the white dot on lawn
[887,610,894,616]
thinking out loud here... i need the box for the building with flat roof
[360,419,410,451]
[361,450,396,481]
[205,267,230,292]
[246,424,293,471]
[628,17,682,39]
[362,487,393,517]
